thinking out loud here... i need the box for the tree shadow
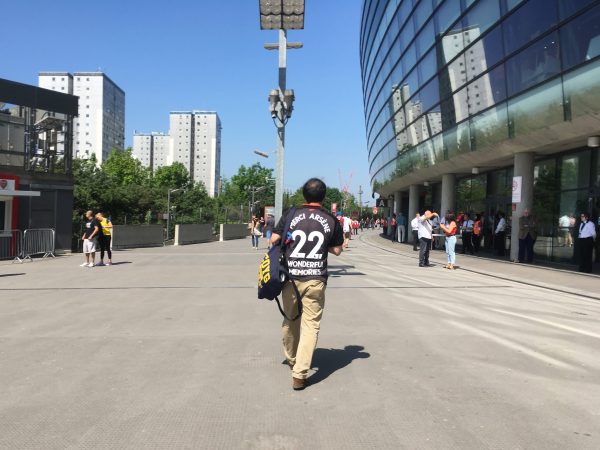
[309,345,370,385]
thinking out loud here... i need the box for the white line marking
[489,308,600,340]
[446,319,577,370]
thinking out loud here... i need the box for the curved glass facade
[360,0,600,192]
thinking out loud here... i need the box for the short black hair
[302,178,327,203]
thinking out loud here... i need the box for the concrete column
[440,173,456,216]
[394,191,402,214]
[510,152,534,261]
[408,184,420,243]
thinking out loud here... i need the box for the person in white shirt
[558,214,572,247]
[494,212,507,256]
[342,215,351,248]
[461,213,474,254]
[578,212,597,273]
[411,213,420,251]
[418,210,438,267]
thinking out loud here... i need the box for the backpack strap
[274,280,302,321]
[275,208,303,322]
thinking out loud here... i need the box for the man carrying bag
[269,178,344,391]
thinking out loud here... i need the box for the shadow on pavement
[0,273,25,278]
[107,261,132,266]
[329,264,365,277]
[309,345,370,385]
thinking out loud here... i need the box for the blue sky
[2,0,371,199]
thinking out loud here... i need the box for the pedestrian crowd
[386,208,596,273]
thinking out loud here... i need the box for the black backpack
[257,208,302,321]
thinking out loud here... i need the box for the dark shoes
[293,377,307,391]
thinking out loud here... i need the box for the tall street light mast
[259,0,305,222]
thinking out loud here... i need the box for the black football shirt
[273,205,344,282]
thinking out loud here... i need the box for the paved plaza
[0,232,599,449]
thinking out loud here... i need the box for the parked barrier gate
[0,230,24,262]
[22,228,55,261]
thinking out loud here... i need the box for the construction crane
[338,170,354,212]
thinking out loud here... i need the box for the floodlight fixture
[260,0,305,30]
[254,150,270,158]
[264,42,303,50]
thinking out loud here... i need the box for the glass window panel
[461,0,501,37]
[440,96,458,129]
[561,151,591,190]
[468,64,506,116]
[399,13,416,49]
[470,102,509,150]
[429,105,444,136]
[435,0,461,36]
[444,121,471,158]
[506,32,560,97]
[533,158,558,237]
[413,0,434,32]
[402,42,418,74]
[503,0,557,55]
[418,48,438,83]
[508,77,564,138]
[403,68,420,101]
[558,0,596,20]
[505,0,526,11]
[452,85,471,122]
[419,76,441,111]
[560,4,600,71]
[465,25,504,82]
[555,189,588,262]
[416,20,435,58]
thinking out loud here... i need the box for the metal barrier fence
[0,230,24,262]
[22,228,56,261]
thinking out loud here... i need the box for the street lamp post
[166,188,182,242]
[259,0,305,222]
[249,185,268,218]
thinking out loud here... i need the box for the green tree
[102,148,150,186]
[153,162,191,190]
[176,182,216,223]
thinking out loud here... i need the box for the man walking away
[270,178,344,391]
[418,210,438,267]
[397,212,407,243]
[518,209,537,263]
[96,212,113,266]
[81,210,101,268]
[411,213,420,251]
[578,212,596,273]
[342,214,351,248]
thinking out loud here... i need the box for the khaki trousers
[281,279,326,379]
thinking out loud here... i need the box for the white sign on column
[512,176,522,203]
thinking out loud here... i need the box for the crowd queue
[248,207,597,274]
[384,209,596,273]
